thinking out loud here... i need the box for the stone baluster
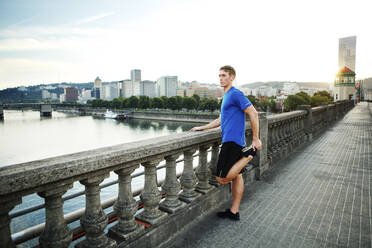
[136,159,167,225]
[322,107,328,128]
[209,142,220,186]
[296,117,303,145]
[293,117,300,146]
[275,122,282,153]
[272,123,279,155]
[0,196,21,248]
[288,118,295,148]
[335,102,340,120]
[77,174,116,248]
[160,154,186,213]
[195,144,213,194]
[277,122,285,159]
[267,124,273,160]
[297,105,312,142]
[38,184,73,248]
[255,112,269,179]
[283,120,290,152]
[282,121,289,157]
[283,120,291,153]
[179,149,201,203]
[109,166,144,240]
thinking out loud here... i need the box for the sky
[0,0,371,90]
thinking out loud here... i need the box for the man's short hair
[220,65,236,77]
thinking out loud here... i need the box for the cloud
[76,12,116,25]
[7,18,34,28]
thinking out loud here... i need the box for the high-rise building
[131,69,141,82]
[92,87,100,99]
[157,76,178,97]
[338,36,356,72]
[103,84,119,101]
[94,76,102,88]
[64,87,78,102]
[140,80,156,97]
[122,80,133,98]
[130,70,141,96]
[132,81,140,96]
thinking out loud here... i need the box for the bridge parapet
[0,100,354,248]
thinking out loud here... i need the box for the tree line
[283,91,333,111]
[87,95,220,112]
[87,90,333,113]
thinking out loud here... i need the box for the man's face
[219,70,234,87]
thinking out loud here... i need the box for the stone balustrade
[0,100,354,248]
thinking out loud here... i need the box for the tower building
[94,77,102,88]
[334,66,356,101]
[338,36,356,72]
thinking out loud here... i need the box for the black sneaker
[217,209,240,221]
[242,145,256,158]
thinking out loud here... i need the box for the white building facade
[157,76,178,97]
[140,80,156,97]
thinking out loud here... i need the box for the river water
[0,110,200,247]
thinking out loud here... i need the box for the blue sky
[0,0,371,90]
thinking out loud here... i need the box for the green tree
[218,98,222,110]
[314,90,333,103]
[91,99,105,108]
[206,98,219,112]
[167,96,180,110]
[283,95,307,111]
[151,97,164,109]
[122,98,129,108]
[295,91,311,105]
[160,96,168,109]
[257,97,276,112]
[310,95,330,107]
[246,95,258,106]
[138,96,150,109]
[128,96,139,109]
[192,94,201,109]
[175,96,183,110]
[112,97,123,109]
[182,96,197,111]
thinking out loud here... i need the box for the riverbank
[56,107,218,123]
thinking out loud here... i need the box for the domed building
[334,66,356,101]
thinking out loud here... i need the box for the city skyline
[0,0,371,90]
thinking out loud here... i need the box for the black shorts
[216,141,243,178]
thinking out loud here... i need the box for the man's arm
[190,116,221,131]
[244,106,262,150]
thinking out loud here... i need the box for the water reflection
[0,111,199,167]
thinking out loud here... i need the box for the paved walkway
[163,102,372,248]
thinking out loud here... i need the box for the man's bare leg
[231,174,244,213]
[215,155,254,185]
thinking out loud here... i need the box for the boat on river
[104,110,127,120]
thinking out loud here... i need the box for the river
[0,110,200,247]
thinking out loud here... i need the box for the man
[191,65,262,220]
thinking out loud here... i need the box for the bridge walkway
[162,102,372,248]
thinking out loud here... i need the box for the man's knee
[233,173,243,182]
[216,176,230,185]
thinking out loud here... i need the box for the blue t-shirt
[221,87,252,147]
